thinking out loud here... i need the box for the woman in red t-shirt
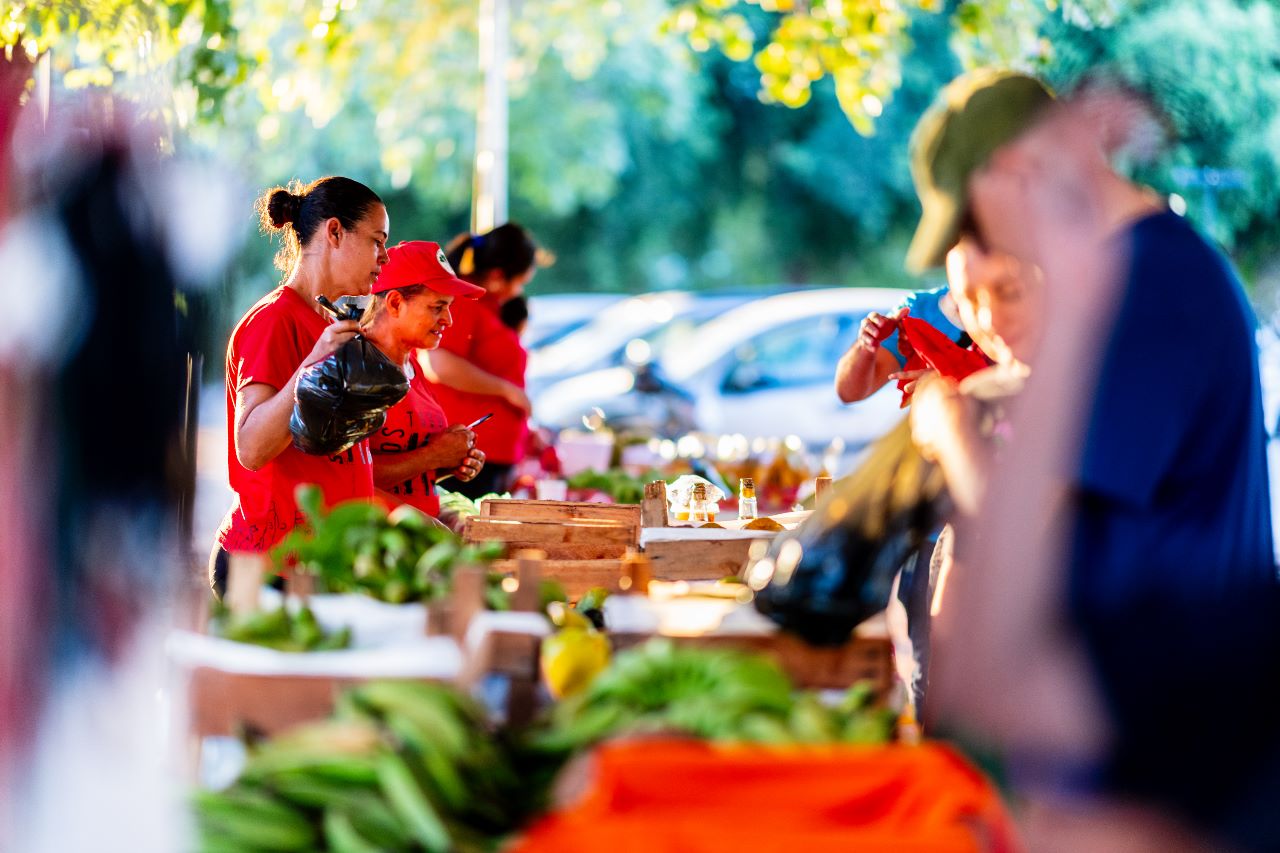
[363,241,488,516]
[421,223,546,498]
[212,176,390,594]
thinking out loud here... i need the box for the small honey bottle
[690,483,713,523]
[738,477,757,521]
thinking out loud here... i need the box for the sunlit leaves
[663,0,1132,134]
[1,1,248,125]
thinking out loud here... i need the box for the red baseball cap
[372,241,486,298]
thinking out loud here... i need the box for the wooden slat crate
[481,498,640,526]
[466,501,642,596]
[491,558,625,600]
[607,632,894,695]
[463,516,638,561]
[642,537,763,581]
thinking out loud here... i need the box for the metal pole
[472,0,509,234]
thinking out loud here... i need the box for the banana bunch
[211,601,351,653]
[273,485,505,606]
[195,682,524,853]
[528,639,895,754]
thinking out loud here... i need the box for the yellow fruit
[541,628,610,699]
[546,601,593,630]
[744,517,785,531]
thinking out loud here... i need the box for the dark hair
[367,284,428,325]
[445,222,543,282]
[256,176,383,272]
[499,295,529,331]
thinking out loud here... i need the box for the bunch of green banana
[194,682,527,853]
[527,639,895,754]
[272,485,505,606]
[211,601,351,652]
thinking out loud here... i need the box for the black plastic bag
[750,419,949,646]
[290,299,409,456]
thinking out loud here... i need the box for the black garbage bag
[750,419,949,646]
[289,299,409,456]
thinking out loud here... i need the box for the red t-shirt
[425,295,528,464]
[217,286,374,552]
[371,361,449,516]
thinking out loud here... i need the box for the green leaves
[272,488,504,605]
[529,639,895,754]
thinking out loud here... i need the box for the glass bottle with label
[738,477,757,521]
[690,483,714,523]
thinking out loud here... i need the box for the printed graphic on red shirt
[373,366,449,516]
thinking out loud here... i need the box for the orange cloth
[511,740,1017,853]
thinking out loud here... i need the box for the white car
[524,293,624,350]
[534,287,912,449]
[526,290,759,396]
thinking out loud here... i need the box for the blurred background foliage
[5,0,1280,329]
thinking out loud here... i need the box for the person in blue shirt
[834,285,966,404]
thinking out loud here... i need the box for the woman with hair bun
[421,222,546,498]
[212,175,389,593]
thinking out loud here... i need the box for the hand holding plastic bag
[289,297,409,456]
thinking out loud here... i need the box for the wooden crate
[608,632,894,695]
[640,529,778,583]
[187,671,361,738]
[491,558,625,600]
[481,498,640,526]
[467,500,642,596]
[464,516,638,560]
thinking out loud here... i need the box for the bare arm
[909,378,990,515]
[234,319,361,471]
[836,345,900,403]
[372,426,480,488]
[835,307,907,403]
[421,349,531,416]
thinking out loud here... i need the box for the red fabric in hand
[897,315,989,407]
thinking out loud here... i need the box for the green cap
[906,68,1054,273]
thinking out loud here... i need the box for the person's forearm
[372,443,459,489]
[235,369,306,471]
[422,349,516,398]
[933,423,990,516]
[835,346,897,403]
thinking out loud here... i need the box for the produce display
[209,601,352,652]
[194,681,527,853]
[529,639,895,754]
[564,468,664,504]
[274,485,506,606]
[436,489,512,519]
[192,641,897,852]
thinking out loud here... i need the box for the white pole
[35,49,51,129]
[472,0,509,234]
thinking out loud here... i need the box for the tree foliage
[6,0,1280,308]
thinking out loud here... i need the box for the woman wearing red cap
[421,223,545,498]
[363,241,488,516]
[214,176,389,594]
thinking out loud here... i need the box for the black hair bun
[267,189,303,228]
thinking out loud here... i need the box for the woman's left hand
[452,448,486,482]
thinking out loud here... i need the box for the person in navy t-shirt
[907,68,1279,848]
